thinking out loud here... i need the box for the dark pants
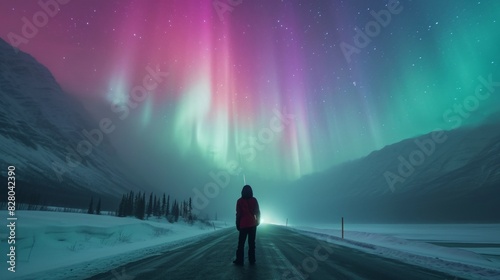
[235,226,257,263]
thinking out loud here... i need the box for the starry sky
[1,0,500,183]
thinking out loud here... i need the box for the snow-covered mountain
[0,38,143,208]
[287,121,500,223]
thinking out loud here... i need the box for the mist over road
[88,225,459,280]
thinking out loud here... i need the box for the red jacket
[236,185,261,229]
[236,197,260,229]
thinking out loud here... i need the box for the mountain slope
[287,122,500,223]
[0,39,143,208]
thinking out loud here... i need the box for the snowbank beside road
[294,224,500,280]
[0,210,229,280]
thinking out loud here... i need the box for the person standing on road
[233,185,261,265]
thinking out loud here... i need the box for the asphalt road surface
[88,224,462,280]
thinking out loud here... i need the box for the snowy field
[293,223,500,280]
[0,211,230,280]
[2,211,499,280]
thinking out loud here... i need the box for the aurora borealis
[1,0,500,182]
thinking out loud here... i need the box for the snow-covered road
[87,225,460,280]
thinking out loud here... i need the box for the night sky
[1,0,499,184]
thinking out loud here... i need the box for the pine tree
[175,204,181,222]
[165,195,170,216]
[188,197,193,221]
[120,194,126,216]
[152,195,157,217]
[135,192,145,220]
[154,196,161,218]
[87,196,94,214]
[118,194,126,217]
[127,191,134,217]
[171,200,176,222]
[173,200,179,222]
[134,192,140,219]
[161,193,166,217]
[179,201,183,218]
[96,198,101,215]
[142,193,146,219]
[147,193,153,219]
[158,196,162,218]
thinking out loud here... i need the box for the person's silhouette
[233,185,260,265]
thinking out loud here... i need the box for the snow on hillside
[285,121,500,223]
[294,224,500,280]
[0,211,230,280]
[0,37,145,205]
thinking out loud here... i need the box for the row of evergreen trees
[116,191,194,223]
[87,197,101,215]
